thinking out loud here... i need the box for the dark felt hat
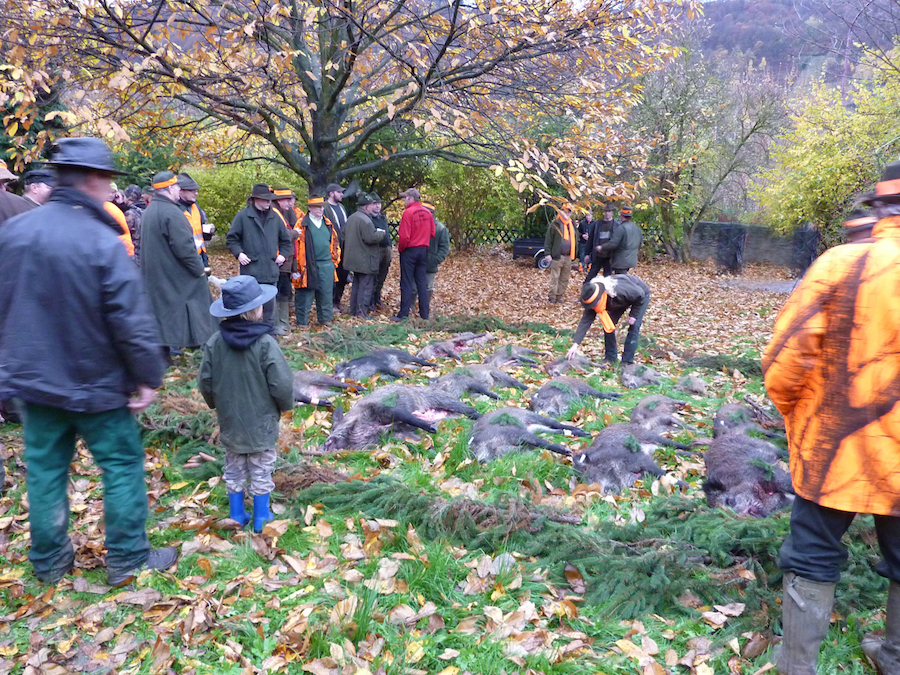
[325,182,344,194]
[873,160,900,203]
[177,172,201,190]
[369,191,382,203]
[23,169,56,187]
[621,207,632,216]
[48,137,126,174]
[210,275,278,318]
[250,183,276,200]
[357,192,377,206]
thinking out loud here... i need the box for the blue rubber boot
[252,493,272,533]
[228,492,250,527]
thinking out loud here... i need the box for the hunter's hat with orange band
[151,171,178,189]
[307,195,326,207]
[872,160,900,203]
[273,188,295,199]
[843,208,877,231]
[580,281,617,333]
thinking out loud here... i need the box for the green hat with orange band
[580,281,617,333]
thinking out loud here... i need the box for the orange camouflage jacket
[292,213,340,289]
[763,215,900,516]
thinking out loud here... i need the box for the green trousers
[294,261,335,325]
[23,403,150,579]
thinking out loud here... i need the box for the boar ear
[333,406,344,424]
[702,478,725,495]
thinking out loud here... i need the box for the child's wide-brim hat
[210,275,277,318]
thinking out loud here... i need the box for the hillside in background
[699,0,837,78]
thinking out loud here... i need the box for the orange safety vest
[104,202,134,256]
[558,213,576,261]
[183,203,206,256]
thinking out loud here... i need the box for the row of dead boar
[287,333,793,518]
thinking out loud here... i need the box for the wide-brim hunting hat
[399,187,420,201]
[307,195,326,207]
[325,183,344,195]
[48,137,127,175]
[843,208,877,230]
[23,169,56,187]
[580,281,617,333]
[357,192,377,206]
[250,183,277,200]
[151,171,178,190]
[210,275,278,318]
[873,160,900,204]
[0,161,16,183]
[177,172,200,190]
[273,188,295,200]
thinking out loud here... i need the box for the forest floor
[0,252,883,675]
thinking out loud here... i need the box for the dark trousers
[333,257,349,308]
[349,273,375,317]
[373,250,391,306]
[276,272,293,302]
[781,495,900,583]
[22,403,150,579]
[295,262,335,326]
[604,291,650,363]
[398,246,429,319]
[262,297,276,324]
[585,257,612,281]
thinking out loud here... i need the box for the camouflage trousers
[223,448,277,496]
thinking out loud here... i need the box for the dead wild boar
[581,419,691,458]
[573,443,668,493]
[415,332,491,361]
[675,374,708,396]
[483,345,546,368]
[292,370,365,408]
[630,395,687,424]
[334,348,435,381]
[323,385,480,452]
[714,403,784,442]
[620,363,664,389]
[703,435,794,518]
[431,365,526,400]
[529,376,622,418]
[468,407,587,462]
[545,354,604,377]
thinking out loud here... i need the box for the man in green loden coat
[226,184,293,325]
[141,170,217,361]
[423,201,451,310]
[542,203,577,304]
[343,192,389,318]
[597,207,642,274]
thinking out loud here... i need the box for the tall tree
[1,0,692,195]
[632,26,785,260]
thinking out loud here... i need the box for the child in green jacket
[198,276,294,532]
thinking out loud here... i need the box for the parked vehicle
[512,237,550,269]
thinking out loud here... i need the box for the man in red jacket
[391,188,435,321]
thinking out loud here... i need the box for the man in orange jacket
[763,160,900,674]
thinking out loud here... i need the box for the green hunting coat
[226,204,293,284]
[140,194,216,348]
[341,210,388,275]
[197,326,294,453]
[604,219,642,270]
[427,219,451,273]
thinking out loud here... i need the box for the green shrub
[186,163,308,233]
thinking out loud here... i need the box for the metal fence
[388,223,527,249]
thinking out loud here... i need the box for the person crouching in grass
[198,276,294,532]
